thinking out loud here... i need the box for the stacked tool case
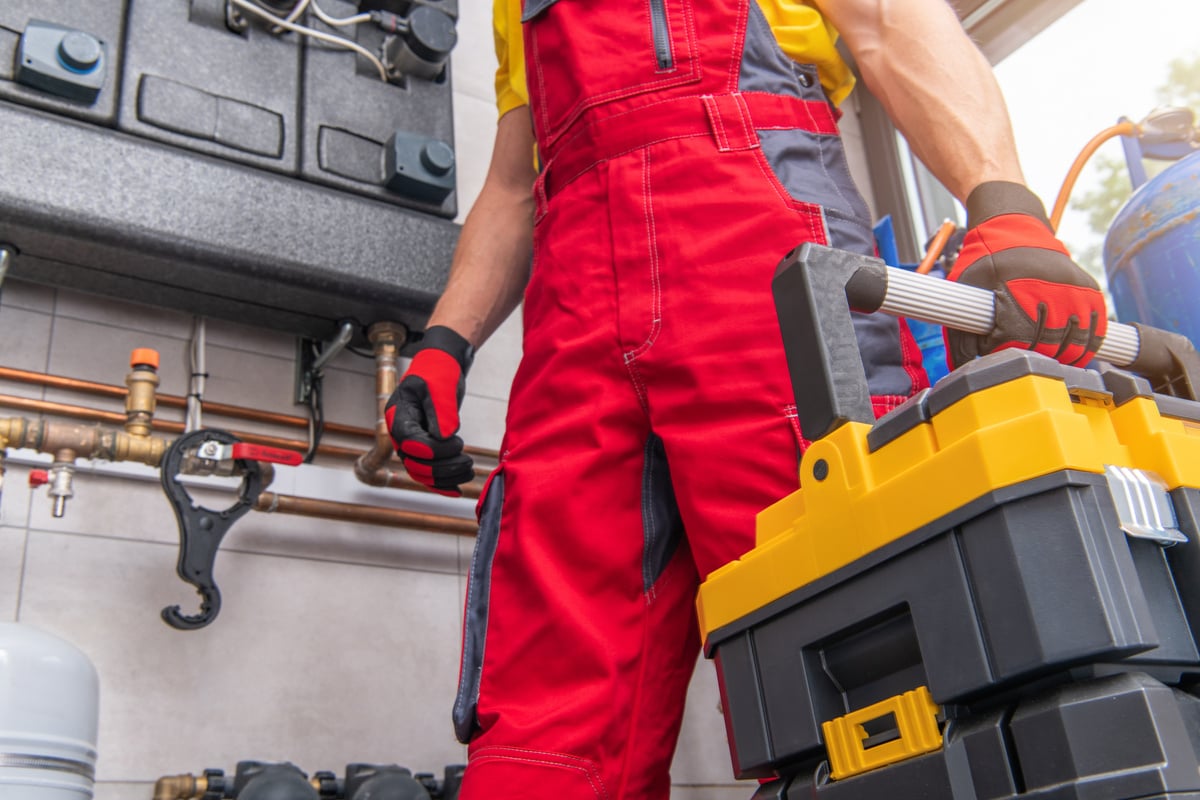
[0,1,460,343]
[698,245,1200,799]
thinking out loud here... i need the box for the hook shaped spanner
[159,429,265,630]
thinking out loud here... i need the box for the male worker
[387,0,1107,796]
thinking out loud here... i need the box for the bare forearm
[818,0,1025,201]
[427,107,537,348]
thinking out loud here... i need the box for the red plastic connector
[28,469,50,487]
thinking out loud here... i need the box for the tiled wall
[0,3,877,799]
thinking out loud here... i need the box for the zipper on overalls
[649,0,673,70]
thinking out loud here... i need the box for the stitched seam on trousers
[531,30,550,146]
[749,149,824,241]
[554,131,710,196]
[540,16,701,149]
[470,750,609,800]
[624,151,662,381]
[618,564,659,800]
[809,108,858,214]
[725,0,748,92]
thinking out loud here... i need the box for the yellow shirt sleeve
[756,0,856,106]
[493,0,530,116]
[491,0,854,117]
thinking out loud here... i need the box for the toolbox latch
[1104,465,1186,545]
[821,686,943,780]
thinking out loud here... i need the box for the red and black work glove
[945,181,1108,369]
[385,326,475,497]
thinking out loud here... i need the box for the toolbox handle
[773,244,1200,440]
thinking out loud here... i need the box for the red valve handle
[28,469,50,487]
[230,443,303,466]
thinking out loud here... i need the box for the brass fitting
[0,416,169,468]
[125,348,161,437]
[48,448,76,519]
[152,773,207,800]
[355,322,408,482]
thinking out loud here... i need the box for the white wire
[267,0,309,34]
[310,0,373,27]
[283,0,311,23]
[230,0,389,82]
[186,317,207,433]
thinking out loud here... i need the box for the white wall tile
[53,287,193,341]
[315,364,383,430]
[452,92,499,223]
[201,345,297,414]
[46,316,191,397]
[19,532,467,783]
[457,394,507,453]
[25,470,178,546]
[450,0,500,106]
[469,309,522,402]
[21,460,469,575]
[673,658,744,787]
[1,463,34,530]
[837,102,877,221]
[0,526,26,621]
[224,511,464,576]
[201,317,298,362]
[95,782,154,800]
[0,305,53,373]
[1,277,56,314]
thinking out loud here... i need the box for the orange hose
[916,219,958,275]
[1049,121,1138,232]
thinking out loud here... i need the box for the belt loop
[701,92,759,153]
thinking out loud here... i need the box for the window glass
[992,0,1200,291]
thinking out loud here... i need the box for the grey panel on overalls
[740,2,914,399]
[453,471,505,743]
[642,433,685,591]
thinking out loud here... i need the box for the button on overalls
[454,0,927,796]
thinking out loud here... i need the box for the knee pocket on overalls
[464,747,610,800]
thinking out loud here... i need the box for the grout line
[24,526,464,578]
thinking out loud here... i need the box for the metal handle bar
[874,266,1141,366]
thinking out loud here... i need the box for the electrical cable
[309,0,373,27]
[229,0,389,81]
[265,0,309,35]
[282,0,310,23]
[303,341,326,463]
[186,317,208,433]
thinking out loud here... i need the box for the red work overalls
[454,0,927,796]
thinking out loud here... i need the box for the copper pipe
[0,394,483,498]
[356,322,408,483]
[0,365,500,460]
[256,492,478,535]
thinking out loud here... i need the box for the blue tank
[1104,149,1200,347]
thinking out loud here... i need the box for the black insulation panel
[0,1,460,343]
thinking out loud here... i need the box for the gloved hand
[385,326,475,497]
[945,181,1107,369]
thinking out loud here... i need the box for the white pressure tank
[0,624,100,799]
